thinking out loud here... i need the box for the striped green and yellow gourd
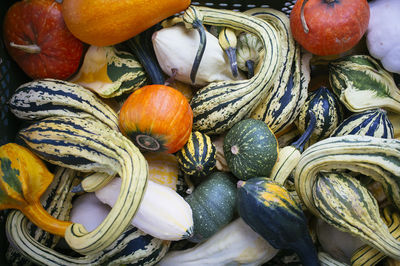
[183,5,281,134]
[176,131,216,178]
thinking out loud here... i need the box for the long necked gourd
[18,116,148,255]
[294,135,400,259]
[183,6,281,134]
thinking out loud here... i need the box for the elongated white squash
[158,218,278,266]
[95,178,193,241]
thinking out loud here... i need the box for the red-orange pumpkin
[290,0,370,56]
[119,85,193,153]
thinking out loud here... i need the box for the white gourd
[158,218,278,266]
[152,24,245,86]
[95,178,193,241]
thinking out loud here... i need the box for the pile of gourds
[1,2,400,266]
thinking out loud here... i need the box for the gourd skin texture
[223,119,278,180]
[185,172,237,243]
[119,84,193,153]
[367,0,400,74]
[237,178,319,266]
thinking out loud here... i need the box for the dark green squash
[223,119,278,180]
[185,172,237,243]
[176,131,217,177]
[237,178,319,266]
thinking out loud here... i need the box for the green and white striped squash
[330,108,394,139]
[351,207,400,266]
[237,178,319,266]
[313,171,400,261]
[223,119,278,180]
[8,78,119,131]
[329,55,400,114]
[295,86,343,143]
[18,116,148,255]
[185,171,237,243]
[294,135,400,260]
[176,131,217,178]
[183,6,281,134]
[70,45,147,98]
[236,32,263,78]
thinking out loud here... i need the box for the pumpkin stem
[300,0,310,34]
[9,42,41,54]
[231,145,239,155]
[22,201,72,237]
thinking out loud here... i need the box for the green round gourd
[223,118,278,180]
[185,171,237,243]
[176,131,217,177]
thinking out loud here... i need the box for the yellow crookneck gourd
[0,143,71,237]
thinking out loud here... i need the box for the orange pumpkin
[61,0,191,46]
[119,85,193,153]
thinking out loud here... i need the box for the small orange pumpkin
[119,85,193,153]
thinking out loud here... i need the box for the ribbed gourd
[330,108,394,139]
[247,8,310,135]
[236,32,263,78]
[294,135,400,260]
[223,119,278,180]
[69,45,147,98]
[351,207,400,266]
[313,171,400,261]
[17,115,148,255]
[185,171,237,243]
[237,178,319,266]
[176,131,216,178]
[159,218,278,266]
[329,55,400,114]
[8,79,119,131]
[182,5,281,134]
[295,86,343,143]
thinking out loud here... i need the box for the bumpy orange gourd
[61,0,191,46]
[119,85,193,154]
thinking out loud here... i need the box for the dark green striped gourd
[237,178,319,266]
[185,172,237,243]
[223,119,278,180]
[294,135,400,260]
[329,55,400,114]
[183,6,281,134]
[8,79,119,131]
[18,116,148,255]
[313,171,400,260]
[176,131,216,177]
[295,86,343,142]
[330,108,394,139]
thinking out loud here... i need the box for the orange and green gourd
[0,143,71,236]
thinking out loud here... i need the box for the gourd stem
[291,110,316,152]
[126,30,165,85]
[300,0,310,34]
[9,42,41,53]
[190,20,207,84]
[246,60,255,78]
[225,47,238,78]
[22,201,72,237]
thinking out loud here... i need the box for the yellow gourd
[144,152,179,190]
